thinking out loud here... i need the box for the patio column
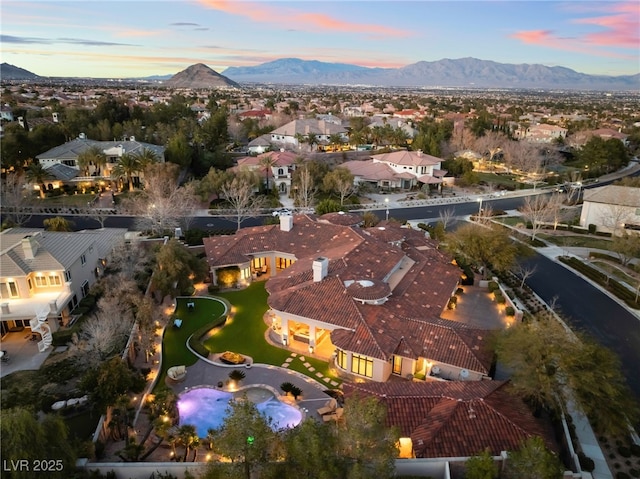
[281,317,289,345]
[308,324,317,349]
[269,256,277,277]
[211,268,218,286]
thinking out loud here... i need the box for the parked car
[272,208,293,217]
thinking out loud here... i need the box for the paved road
[520,254,640,406]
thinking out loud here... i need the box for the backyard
[162,282,341,386]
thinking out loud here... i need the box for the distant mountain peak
[1,63,40,80]
[164,63,239,89]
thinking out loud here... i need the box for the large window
[81,254,86,266]
[81,280,89,297]
[49,274,61,286]
[64,270,71,282]
[35,276,47,287]
[0,281,19,298]
[351,353,374,378]
[337,349,347,370]
[277,257,294,270]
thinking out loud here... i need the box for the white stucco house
[579,185,640,235]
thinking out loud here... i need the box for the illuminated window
[49,274,61,286]
[337,349,347,370]
[35,276,47,287]
[0,281,19,298]
[351,354,373,378]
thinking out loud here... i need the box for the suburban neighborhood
[1,50,640,479]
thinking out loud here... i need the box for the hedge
[187,314,229,358]
[188,336,210,358]
[559,257,640,309]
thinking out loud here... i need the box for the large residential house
[204,214,492,383]
[35,134,165,191]
[513,123,567,143]
[343,381,557,459]
[270,119,348,150]
[579,185,640,235]
[234,150,299,194]
[342,150,446,190]
[569,128,630,148]
[0,228,127,351]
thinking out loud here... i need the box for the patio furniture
[173,319,182,328]
[322,407,344,422]
[167,365,187,382]
[317,398,337,416]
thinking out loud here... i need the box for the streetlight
[476,197,483,215]
[385,197,389,221]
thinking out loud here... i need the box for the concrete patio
[0,331,53,378]
[440,284,511,330]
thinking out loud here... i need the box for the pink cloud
[511,1,639,59]
[198,0,409,37]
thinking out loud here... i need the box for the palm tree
[258,154,277,192]
[111,153,142,191]
[176,424,199,462]
[25,162,51,199]
[77,146,107,176]
[329,133,344,152]
[134,148,159,171]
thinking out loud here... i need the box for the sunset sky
[1,0,638,78]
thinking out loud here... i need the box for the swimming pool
[177,386,303,437]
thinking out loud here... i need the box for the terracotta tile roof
[343,381,557,458]
[204,215,492,373]
[372,150,442,167]
[318,211,363,227]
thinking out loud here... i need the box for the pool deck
[167,359,334,421]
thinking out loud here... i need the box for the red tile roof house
[342,150,447,190]
[343,381,558,459]
[203,214,493,383]
[233,150,300,194]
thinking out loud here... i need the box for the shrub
[631,443,640,456]
[52,329,74,346]
[280,382,294,394]
[455,287,464,295]
[290,385,302,400]
[208,284,220,294]
[578,452,595,472]
[188,336,210,358]
[488,281,499,292]
[619,446,632,458]
[505,306,515,316]
[413,372,426,380]
[616,473,630,479]
[494,292,506,304]
[79,294,96,309]
[228,369,246,381]
[630,469,639,478]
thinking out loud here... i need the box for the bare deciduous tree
[293,164,316,209]
[126,163,198,235]
[219,170,265,230]
[323,167,355,206]
[519,194,551,241]
[1,173,33,226]
[514,263,537,290]
[438,207,456,231]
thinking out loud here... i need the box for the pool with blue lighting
[177,386,303,437]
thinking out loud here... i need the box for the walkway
[280,352,340,388]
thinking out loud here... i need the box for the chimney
[1,303,9,315]
[18,116,25,128]
[312,257,329,282]
[22,236,39,259]
[280,215,293,232]
[417,149,423,157]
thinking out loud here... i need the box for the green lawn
[205,282,341,385]
[37,194,97,206]
[476,172,532,189]
[161,297,227,377]
[538,233,613,250]
[160,284,341,387]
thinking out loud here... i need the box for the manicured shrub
[455,287,464,295]
[578,452,595,472]
[52,329,74,346]
[616,472,630,479]
[488,281,499,292]
[494,292,506,304]
[505,306,515,316]
[620,446,632,458]
[631,443,640,456]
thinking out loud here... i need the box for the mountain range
[2,58,638,90]
[222,57,639,90]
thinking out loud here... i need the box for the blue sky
[1,1,638,78]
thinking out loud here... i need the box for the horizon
[1,1,638,78]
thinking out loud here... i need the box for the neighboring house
[514,123,567,143]
[579,185,640,235]
[343,381,557,459]
[342,150,445,190]
[204,215,492,383]
[35,134,165,190]
[234,150,299,193]
[238,109,272,121]
[569,128,630,148]
[247,134,273,155]
[270,119,348,149]
[0,227,127,351]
